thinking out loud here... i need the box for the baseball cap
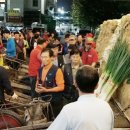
[85,33,93,38]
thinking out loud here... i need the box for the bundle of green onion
[97,40,130,101]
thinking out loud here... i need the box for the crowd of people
[27,29,99,116]
[0,28,114,130]
[0,28,98,113]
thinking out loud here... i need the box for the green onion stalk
[99,51,130,100]
[105,85,118,102]
[98,77,114,100]
[96,40,125,95]
[106,56,130,101]
[95,72,109,95]
[95,42,118,95]
[98,40,130,101]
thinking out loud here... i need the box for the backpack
[63,64,79,101]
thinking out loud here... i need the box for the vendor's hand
[12,92,18,99]
[3,65,9,69]
[2,54,6,57]
[35,87,48,93]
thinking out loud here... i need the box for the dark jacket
[63,64,78,101]
[0,66,14,102]
[57,55,64,68]
[62,42,68,55]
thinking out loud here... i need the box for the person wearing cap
[85,33,96,49]
[85,33,94,38]
[3,30,16,58]
[81,41,98,67]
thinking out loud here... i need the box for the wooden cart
[0,57,53,130]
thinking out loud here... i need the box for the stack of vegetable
[96,40,130,101]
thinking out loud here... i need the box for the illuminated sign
[7,10,20,17]
[7,9,21,23]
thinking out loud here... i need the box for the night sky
[57,0,73,11]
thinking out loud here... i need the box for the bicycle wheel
[0,110,24,129]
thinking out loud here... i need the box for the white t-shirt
[47,94,114,130]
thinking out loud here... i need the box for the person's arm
[91,50,98,67]
[1,68,17,99]
[37,51,42,61]
[1,68,14,96]
[35,69,64,93]
[81,51,86,65]
[48,68,64,92]
[23,47,26,60]
[47,108,68,130]
[24,40,29,49]
[6,39,15,53]
[91,62,97,67]
[1,68,18,99]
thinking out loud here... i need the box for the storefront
[0,0,5,21]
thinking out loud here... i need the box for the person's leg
[51,100,63,118]
[29,76,38,98]
[0,87,5,103]
[18,52,24,61]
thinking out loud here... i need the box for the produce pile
[95,40,130,101]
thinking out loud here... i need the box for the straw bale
[97,14,130,61]
[95,14,130,60]
[118,14,130,121]
[96,14,130,121]
[96,20,118,59]
[120,14,130,31]
[120,14,130,46]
